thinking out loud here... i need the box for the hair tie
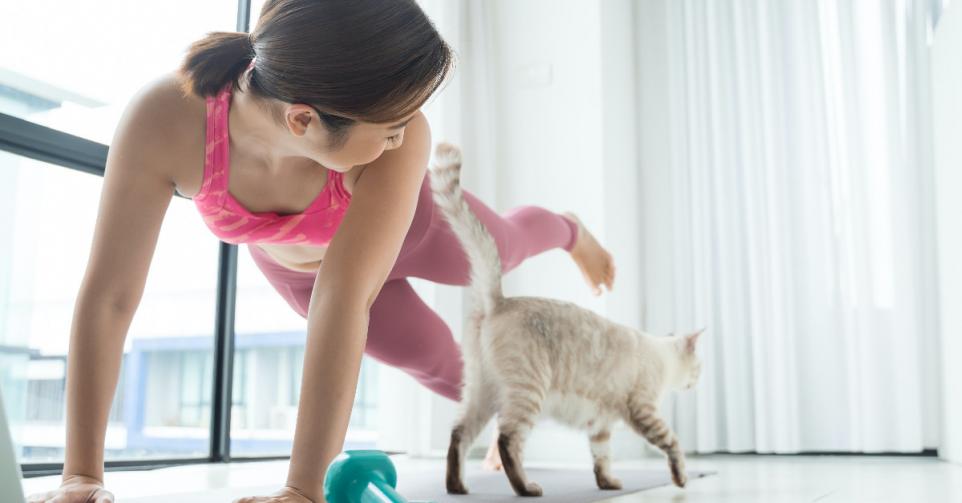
[247,56,257,71]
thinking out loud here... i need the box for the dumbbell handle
[360,478,408,503]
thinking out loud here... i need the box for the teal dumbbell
[324,450,432,503]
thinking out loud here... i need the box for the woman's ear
[285,104,316,136]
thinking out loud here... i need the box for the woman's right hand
[26,474,114,503]
[233,485,320,503]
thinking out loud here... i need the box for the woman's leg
[245,172,590,403]
[389,181,579,283]
[365,278,463,400]
[247,173,610,471]
[247,243,463,400]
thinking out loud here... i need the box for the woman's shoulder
[113,71,208,197]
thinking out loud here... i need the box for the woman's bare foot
[482,428,503,471]
[562,212,615,296]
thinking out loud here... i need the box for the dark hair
[179,0,454,147]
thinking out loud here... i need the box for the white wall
[932,0,962,464]
[406,0,650,463]
[495,0,647,464]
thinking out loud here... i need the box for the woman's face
[281,103,416,172]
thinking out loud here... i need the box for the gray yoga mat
[394,465,714,503]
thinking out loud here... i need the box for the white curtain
[931,0,962,464]
[408,0,943,457]
[639,0,940,453]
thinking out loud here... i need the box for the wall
[411,0,650,463]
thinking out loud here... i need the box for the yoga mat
[394,465,714,502]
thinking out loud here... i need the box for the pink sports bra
[192,81,352,246]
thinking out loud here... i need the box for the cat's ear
[683,328,706,354]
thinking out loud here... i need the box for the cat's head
[670,328,705,390]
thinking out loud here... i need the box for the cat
[430,143,704,497]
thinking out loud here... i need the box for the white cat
[430,143,704,497]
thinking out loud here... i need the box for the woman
[28,1,614,502]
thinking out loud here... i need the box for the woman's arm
[62,79,179,484]
[284,112,431,502]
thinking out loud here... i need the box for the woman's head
[179,0,453,168]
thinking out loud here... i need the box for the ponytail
[179,32,254,98]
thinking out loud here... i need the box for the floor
[21,454,962,502]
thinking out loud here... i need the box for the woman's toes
[562,211,617,295]
[482,440,503,471]
[605,254,616,290]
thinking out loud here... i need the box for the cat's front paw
[446,480,469,495]
[518,481,543,497]
[446,474,469,495]
[596,475,623,491]
[669,459,687,488]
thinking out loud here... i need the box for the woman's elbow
[308,277,385,319]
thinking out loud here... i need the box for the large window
[0,0,388,473]
[0,151,220,462]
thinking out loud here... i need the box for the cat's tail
[429,143,504,315]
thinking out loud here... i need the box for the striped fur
[432,143,705,496]
[589,429,622,490]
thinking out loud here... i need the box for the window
[1,0,397,473]
[0,0,237,144]
[0,151,220,463]
[229,250,380,457]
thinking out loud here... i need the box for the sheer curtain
[637,0,940,453]
[410,0,942,457]
[931,0,962,464]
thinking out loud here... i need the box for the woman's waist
[254,243,325,272]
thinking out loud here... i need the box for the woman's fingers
[25,490,56,503]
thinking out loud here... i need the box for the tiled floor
[20,454,962,503]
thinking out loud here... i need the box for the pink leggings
[247,172,578,402]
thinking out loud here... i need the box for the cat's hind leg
[446,313,497,494]
[588,427,622,490]
[625,401,687,488]
[446,380,498,494]
[497,384,547,497]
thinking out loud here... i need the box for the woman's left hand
[233,486,319,503]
